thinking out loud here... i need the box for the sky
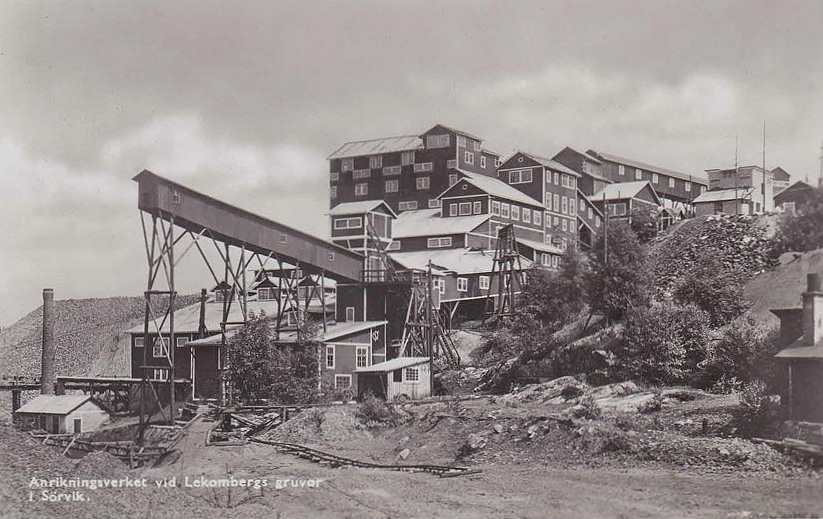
[1,0,822,326]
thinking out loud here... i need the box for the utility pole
[602,190,608,266]
[735,136,740,215]
[819,140,823,189]
[762,122,767,214]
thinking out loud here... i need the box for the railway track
[248,437,481,478]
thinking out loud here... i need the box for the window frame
[457,277,468,292]
[479,275,490,290]
[458,202,472,216]
[345,307,355,322]
[416,176,430,190]
[385,179,399,193]
[472,201,482,214]
[401,151,414,166]
[326,345,335,369]
[356,346,369,368]
[491,201,500,215]
[404,367,420,383]
[427,237,452,248]
[369,155,383,169]
[511,205,520,221]
[335,374,352,389]
[464,151,474,165]
[355,183,368,196]
[500,203,510,218]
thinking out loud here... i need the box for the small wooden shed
[355,357,431,401]
[15,395,109,434]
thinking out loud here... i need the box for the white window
[618,164,625,176]
[481,156,487,168]
[473,141,481,151]
[330,186,337,198]
[479,275,490,290]
[552,255,559,267]
[428,237,452,248]
[449,174,458,186]
[580,199,585,212]
[335,374,352,389]
[353,169,371,179]
[541,253,551,266]
[404,367,420,383]
[534,211,542,226]
[635,168,642,180]
[330,171,340,181]
[554,172,559,185]
[501,203,510,218]
[342,158,354,172]
[588,208,593,219]
[258,287,275,301]
[457,135,467,147]
[385,180,399,193]
[457,277,468,292]
[356,346,369,368]
[369,155,383,169]
[561,219,568,232]
[326,345,335,368]
[426,134,450,148]
[355,183,368,196]
[569,200,576,216]
[561,196,568,215]
[473,201,482,214]
[416,177,430,190]
[414,162,433,173]
[459,202,472,215]
[546,170,552,185]
[570,177,577,189]
[652,173,659,184]
[495,157,502,168]
[135,337,145,348]
[345,307,355,322]
[491,201,500,215]
[334,217,362,230]
[509,169,533,184]
[546,194,552,211]
[387,241,401,251]
[328,252,335,261]
[554,216,559,227]
[437,277,445,294]
[383,165,401,176]
[545,212,551,226]
[511,206,520,221]
[669,177,675,188]
[609,203,627,216]
[176,336,187,348]
[523,208,531,223]
[464,151,474,165]
[401,151,414,166]
[152,339,164,358]
[449,203,458,216]
[429,199,441,208]
[280,234,287,244]
[685,182,691,192]
[554,194,560,212]
[153,368,168,381]
[596,216,601,228]
[398,201,418,211]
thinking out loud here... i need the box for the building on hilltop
[771,167,791,195]
[703,165,774,214]
[774,180,817,214]
[590,180,663,223]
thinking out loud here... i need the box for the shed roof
[592,181,660,204]
[505,151,582,178]
[692,187,755,204]
[187,320,387,346]
[393,212,489,239]
[440,170,544,208]
[327,135,422,160]
[16,395,97,415]
[126,299,291,334]
[516,237,565,255]
[589,150,707,184]
[390,248,506,275]
[355,356,430,373]
[328,200,397,218]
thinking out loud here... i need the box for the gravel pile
[265,406,372,444]
[648,214,778,294]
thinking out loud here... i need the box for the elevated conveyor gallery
[133,169,365,282]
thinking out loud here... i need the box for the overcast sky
[1,0,822,326]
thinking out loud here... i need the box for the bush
[630,207,659,244]
[573,395,603,419]
[770,186,823,256]
[733,380,782,437]
[638,391,664,414]
[586,221,651,321]
[356,392,398,424]
[700,318,781,391]
[517,248,589,332]
[616,302,711,384]
[673,253,751,327]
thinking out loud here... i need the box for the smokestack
[802,274,823,346]
[41,288,55,395]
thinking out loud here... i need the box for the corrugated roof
[514,151,582,178]
[328,200,397,218]
[389,248,527,275]
[589,150,707,184]
[393,213,490,239]
[516,237,565,255]
[692,187,755,204]
[188,320,388,346]
[355,356,430,373]
[592,181,657,202]
[441,170,544,208]
[16,395,96,415]
[126,299,291,334]
[327,135,422,160]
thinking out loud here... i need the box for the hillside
[0,295,199,379]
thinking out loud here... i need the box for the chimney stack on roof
[802,273,823,346]
[41,288,55,395]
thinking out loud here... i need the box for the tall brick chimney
[41,288,55,395]
[802,273,823,346]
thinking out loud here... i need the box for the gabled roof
[327,135,422,160]
[515,237,564,255]
[355,356,430,373]
[589,150,707,184]
[771,167,791,181]
[692,187,755,204]
[502,151,581,178]
[774,180,816,203]
[438,170,543,208]
[558,146,603,165]
[328,200,398,218]
[421,124,481,141]
[16,395,98,415]
[187,320,387,346]
[592,181,661,205]
[390,248,531,275]
[577,190,604,218]
[393,212,490,239]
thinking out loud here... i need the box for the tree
[700,317,781,391]
[770,186,823,256]
[586,221,650,321]
[630,207,659,244]
[517,246,588,332]
[673,253,751,327]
